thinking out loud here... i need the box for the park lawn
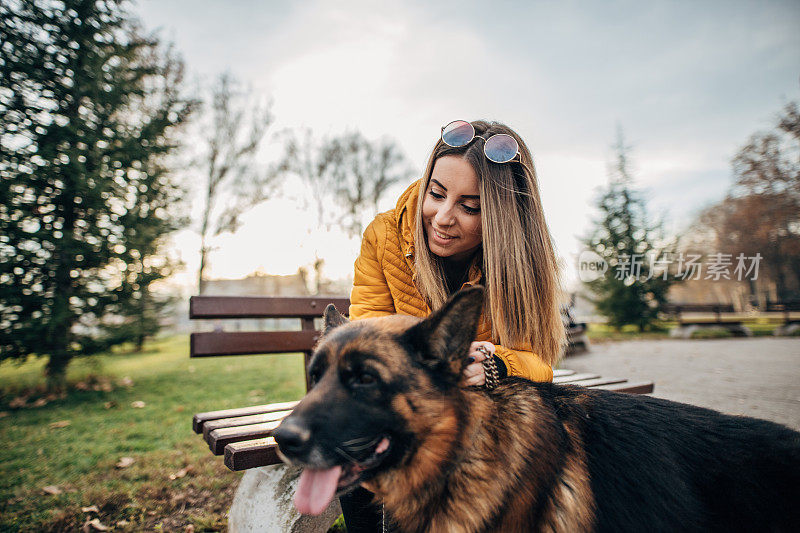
[587,319,783,342]
[0,336,307,532]
[586,323,671,342]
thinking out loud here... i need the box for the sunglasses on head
[441,120,520,164]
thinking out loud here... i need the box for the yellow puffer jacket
[350,180,553,382]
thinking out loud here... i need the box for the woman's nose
[434,203,456,226]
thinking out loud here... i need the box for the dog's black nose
[273,419,312,457]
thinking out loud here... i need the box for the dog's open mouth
[294,436,391,515]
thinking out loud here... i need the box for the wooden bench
[765,300,800,324]
[191,296,654,472]
[663,303,752,338]
[764,300,800,336]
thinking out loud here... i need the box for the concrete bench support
[228,464,340,533]
[670,324,753,339]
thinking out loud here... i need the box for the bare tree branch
[196,72,281,293]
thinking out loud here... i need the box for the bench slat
[213,377,657,472]
[190,296,350,319]
[553,369,575,377]
[553,372,600,384]
[208,420,282,455]
[572,376,628,388]
[191,331,320,358]
[193,400,300,433]
[202,409,293,439]
[593,381,655,394]
[225,437,281,471]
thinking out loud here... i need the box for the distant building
[203,271,310,297]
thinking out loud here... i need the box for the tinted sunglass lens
[442,120,475,147]
[484,134,518,163]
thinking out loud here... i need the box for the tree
[325,131,414,239]
[286,130,413,236]
[196,73,280,294]
[0,0,194,384]
[284,129,413,292]
[582,130,675,330]
[699,100,800,301]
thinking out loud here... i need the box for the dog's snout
[273,419,312,457]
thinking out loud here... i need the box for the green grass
[586,323,672,342]
[689,328,734,339]
[586,318,790,341]
[0,336,307,532]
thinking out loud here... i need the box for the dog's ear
[322,303,348,335]
[402,286,484,375]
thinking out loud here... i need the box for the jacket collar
[395,179,482,287]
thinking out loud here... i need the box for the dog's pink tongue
[294,466,342,516]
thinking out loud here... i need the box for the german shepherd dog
[273,287,800,532]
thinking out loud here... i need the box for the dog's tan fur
[276,287,800,532]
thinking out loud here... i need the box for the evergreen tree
[582,130,675,331]
[0,0,194,384]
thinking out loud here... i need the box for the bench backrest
[662,303,736,322]
[189,295,350,391]
[663,303,736,314]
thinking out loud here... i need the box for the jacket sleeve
[493,344,553,383]
[349,215,396,320]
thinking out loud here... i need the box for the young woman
[340,119,565,531]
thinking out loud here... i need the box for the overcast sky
[134,0,800,291]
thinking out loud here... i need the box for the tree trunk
[45,350,71,391]
[198,244,209,295]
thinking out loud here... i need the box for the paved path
[564,338,800,430]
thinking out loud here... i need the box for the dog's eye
[352,371,377,387]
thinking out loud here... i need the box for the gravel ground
[563,337,800,430]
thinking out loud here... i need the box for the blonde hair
[413,120,564,366]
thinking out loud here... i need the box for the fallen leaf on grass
[116,520,130,527]
[83,517,109,531]
[42,485,62,495]
[130,400,146,408]
[9,396,27,408]
[50,420,71,429]
[184,525,195,533]
[75,382,90,391]
[0,411,8,419]
[169,466,193,480]
[32,398,48,407]
[82,505,99,513]
[116,457,135,469]
[104,401,118,409]
[118,376,134,387]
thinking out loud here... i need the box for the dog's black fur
[275,287,800,532]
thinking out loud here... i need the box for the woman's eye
[462,204,480,215]
[429,190,444,200]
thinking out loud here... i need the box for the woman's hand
[461,341,495,387]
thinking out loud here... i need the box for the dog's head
[273,286,484,515]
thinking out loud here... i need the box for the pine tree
[582,130,675,331]
[0,0,194,384]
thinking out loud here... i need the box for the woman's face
[421,155,482,261]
